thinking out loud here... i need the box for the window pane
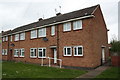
[63,22,71,31]
[39,51,42,57]
[34,49,37,56]
[74,47,77,55]
[78,47,82,55]
[31,30,37,39]
[67,48,71,55]
[43,49,46,57]
[64,48,66,55]
[51,26,55,35]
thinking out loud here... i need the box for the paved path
[75,66,110,79]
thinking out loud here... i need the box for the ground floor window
[14,49,19,57]
[2,49,7,55]
[74,46,83,56]
[30,48,37,58]
[20,48,25,57]
[38,48,46,58]
[63,47,72,56]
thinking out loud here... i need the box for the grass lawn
[95,67,120,78]
[2,61,87,78]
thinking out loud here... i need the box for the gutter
[2,15,95,37]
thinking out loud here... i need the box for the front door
[102,48,105,64]
[54,49,57,64]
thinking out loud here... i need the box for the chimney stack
[38,18,43,21]
[56,13,61,16]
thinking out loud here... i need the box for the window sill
[74,55,83,56]
[14,56,19,57]
[73,28,82,31]
[38,57,46,59]
[63,30,71,33]
[30,56,37,58]
[63,55,72,56]
[19,56,25,58]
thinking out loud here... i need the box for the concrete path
[74,65,110,80]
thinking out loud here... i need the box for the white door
[54,49,57,63]
[102,48,105,63]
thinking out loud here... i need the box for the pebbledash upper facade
[2,5,109,68]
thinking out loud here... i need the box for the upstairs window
[73,20,82,30]
[30,48,37,58]
[63,46,72,56]
[31,30,37,39]
[2,37,5,42]
[20,48,25,57]
[14,49,19,57]
[38,48,46,58]
[51,26,55,36]
[63,22,71,31]
[74,46,83,56]
[11,35,12,42]
[5,36,8,41]
[38,28,46,37]
[20,33,25,40]
[15,34,19,41]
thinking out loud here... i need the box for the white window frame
[11,35,12,41]
[63,22,71,31]
[73,20,82,30]
[38,28,46,37]
[30,48,37,58]
[14,34,19,41]
[2,49,4,55]
[20,33,25,40]
[63,46,72,56]
[31,30,37,39]
[14,49,19,57]
[4,49,7,55]
[2,37,5,42]
[73,46,83,56]
[38,48,46,58]
[51,26,55,36]
[5,36,8,41]
[20,48,25,57]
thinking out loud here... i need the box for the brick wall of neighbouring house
[2,6,109,68]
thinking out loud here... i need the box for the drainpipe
[56,24,59,61]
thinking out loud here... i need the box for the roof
[2,4,99,36]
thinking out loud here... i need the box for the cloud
[0,0,119,43]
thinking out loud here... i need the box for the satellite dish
[43,37,48,41]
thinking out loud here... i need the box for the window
[20,33,25,40]
[38,48,46,58]
[2,49,4,55]
[10,35,12,41]
[14,49,19,57]
[20,48,25,57]
[15,34,19,41]
[11,35,12,41]
[74,46,83,56]
[5,36,8,41]
[63,47,72,56]
[73,20,82,30]
[2,49,7,55]
[31,30,37,39]
[38,28,46,37]
[63,22,71,31]
[51,26,55,36]
[30,48,37,58]
[2,37,5,42]
[4,49,7,55]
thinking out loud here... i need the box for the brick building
[1,5,109,69]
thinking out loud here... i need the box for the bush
[110,40,120,56]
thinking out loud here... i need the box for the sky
[0,0,119,43]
